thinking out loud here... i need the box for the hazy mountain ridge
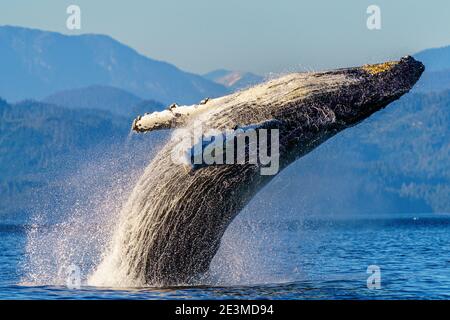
[1,89,449,216]
[0,26,449,217]
[0,98,131,214]
[346,91,450,212]
[414,45,450,93]
[261,90,450,215]
[43,85,142,116]
[0,25,228,104]
[203,69,264,91]
[42,85,164,117]
[414,45,450,72]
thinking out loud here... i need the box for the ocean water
[0,213,449,299]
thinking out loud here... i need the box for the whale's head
[246,55,425,167]
[319,55,424,128]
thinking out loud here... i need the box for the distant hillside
[1,34,450,218]
[0,98,130,214]
[262,90,450,215]
[43,85,164,117]
[346,90,450,212]
[131,99,166,117]
[43,85,142,116]
[0,99,130,177]
[1,89,449,218]
[415,45,450,72]
[414,46,450,93]
[413,70,450,93]
[203,69,263,91]
[0,26,228,104]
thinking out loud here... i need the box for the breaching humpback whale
[90,57,424,287]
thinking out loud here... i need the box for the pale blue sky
[1,0,449,75]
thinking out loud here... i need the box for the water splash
[21,134,315,288]
[21,137,160,286]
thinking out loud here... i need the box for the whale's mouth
[87,57,424,287]
[332,56,425,126]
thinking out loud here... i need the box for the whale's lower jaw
[90,57,424,286]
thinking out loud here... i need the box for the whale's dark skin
[92,57,424,286]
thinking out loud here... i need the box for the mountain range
[0,98,129,216]
[0,25,228,104]
[203,69,263,91]
[43,85,164,117]
[414,45,450,92]
[0,25,449,219]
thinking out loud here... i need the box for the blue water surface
[0,213,449,299]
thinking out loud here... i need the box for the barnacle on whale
[362,61,398,75]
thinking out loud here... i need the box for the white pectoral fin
[131,103,215,133]
[132,110,182,132]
